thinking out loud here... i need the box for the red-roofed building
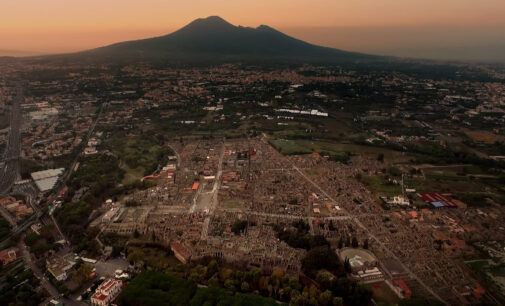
[191,182,200,191]
[419,192,460,208]
[170,241,192,264]
[472,285,485,299]
[0,248,20,265]
[0,196,16,205]
[91,279,122,306]
[394,279,411,299]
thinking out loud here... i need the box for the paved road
[19,240,60,297]
[0,84,22,195]
[0,205,17,228]
[20,236,85,305]
[49,101,109,245]
[59,101,108,186]
[166,143,181,168]
[200,141,225,240]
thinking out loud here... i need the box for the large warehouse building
[31,168,65,192]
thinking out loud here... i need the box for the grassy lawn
[108,136,166,184]
[220,199,245,210]
[120,163,147,185]
[465,258,505,302]
[127,246,180,270]
[360,175,402,196]
[269,139,313,155]
[269,138,417,165]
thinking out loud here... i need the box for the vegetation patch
[107,136,170,184]
[360,175,402,196]
[119,271,277,306]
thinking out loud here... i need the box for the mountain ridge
[73,16,378,64]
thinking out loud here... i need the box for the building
[170,241,191,264]
[419,192,461,208]
[102,207,121,223]
[31,168,65,192]
[0,197,33,219]
[48,299,64,306]
[46,255,75,281]
[381,195,410,206]
[338,248,384,283]
[394,279,412,299]
[0,248,20,265]
[91,279,123,306]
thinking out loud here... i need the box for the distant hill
[60,16,379,64]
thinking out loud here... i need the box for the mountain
[71,16,378,64]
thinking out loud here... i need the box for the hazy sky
[1,0,505,61]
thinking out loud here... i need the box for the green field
[406,166,505,206]
[107,136,168,184]
[269,139,313,155]
[119,271,277,306]
[360,175,402,196]
[128,246,180,270]
[269,138,416,164]
[465,258,505,303]
[220,199,245,210]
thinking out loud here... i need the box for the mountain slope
[79,16,376,63]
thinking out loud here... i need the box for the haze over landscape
[2,2,505,306]
[1,0,505,61]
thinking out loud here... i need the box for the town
[0,60,505,306]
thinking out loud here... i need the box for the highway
[0,84,22,195]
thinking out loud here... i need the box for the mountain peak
[185,16,234,29]
[83,16,374,64]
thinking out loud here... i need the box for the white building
[31,168,65,192]
[391,195,410,206]
[46,255,75,281]
[91,279,123,306]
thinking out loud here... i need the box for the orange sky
[1,0,505,56]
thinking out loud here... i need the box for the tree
[319,290,333,306]
[337,237,343,249]
[219,268,234,283]
[224,279,236,291]
[351,237,359,248]
[206,260,219,278]
[208,274,220,287]
[24,232,39,247]
[316,271,333,290]
[343,258,352,274]
[302,246,340,277]
[71,264,93,288]
[231,220,248,235]
[328,220,335,231]
[345,236,351,247]
[189,272,203,284]
[240,281,250,292]
[363,238,369,249]
[377,153,384,162]
[333,296,343,306]
[258,276,270,293]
